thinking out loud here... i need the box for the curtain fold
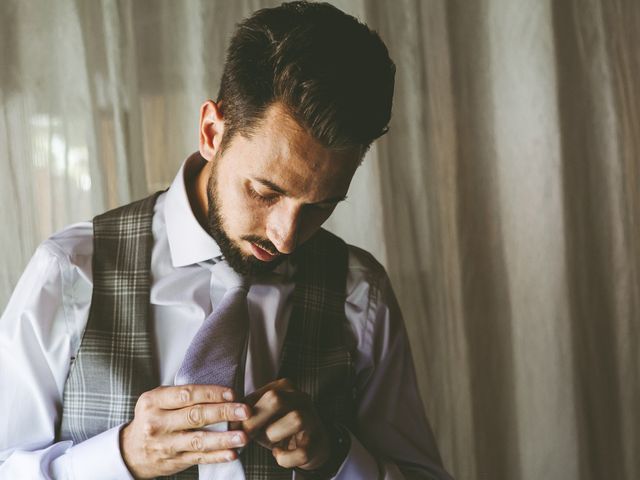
[1,1,638,479]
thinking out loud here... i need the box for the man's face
[203,103,362,276]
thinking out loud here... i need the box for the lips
[250,242,279,262]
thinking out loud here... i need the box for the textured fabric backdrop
[1,1,639,479]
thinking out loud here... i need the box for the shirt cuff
[331,430,379,480]
[66,424,133,480]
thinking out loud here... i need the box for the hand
[120,384,251,479]
[238,378,334,471]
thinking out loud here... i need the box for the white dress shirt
[0,156,452,480]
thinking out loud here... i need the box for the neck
[186,159,211,232]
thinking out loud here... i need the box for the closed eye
[247,183,279,204]
[247,178,346,210]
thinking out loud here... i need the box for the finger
[264,410,307,444]
[143,385,236,410]
[166,402,251,431]
[172,430,248,453]
[242,378,296,406]
[242,388,297,436]
[179,448,239,466]
[272,445,310,469]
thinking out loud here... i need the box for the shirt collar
[165,152,221,267]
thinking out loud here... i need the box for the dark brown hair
[217,1,395,153]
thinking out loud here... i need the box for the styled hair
[216,1,396,153]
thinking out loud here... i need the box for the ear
[198,100,225,161]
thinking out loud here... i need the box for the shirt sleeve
[332,249,454,480]
[0,241,133,480]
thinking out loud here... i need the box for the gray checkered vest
[58,193,356,479]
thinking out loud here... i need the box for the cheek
[222,186,269,237]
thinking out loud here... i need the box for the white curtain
[1,1,639,479]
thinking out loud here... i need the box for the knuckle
[225,403,238,420]
[264,390,281,409]
[213,452,232,464]
[281,377,293,388]
[142,419,159,437]
[164,443,177,458]
[205,388,218,402]
[142,443,156,458]
[171,443,180,457]
[290,410,303,430]
[191,433,204,451]
[178,387,192,404]
[187,405,203,426]
[223,435,235,448]
[137,391,153,411]
[243,422,255,436]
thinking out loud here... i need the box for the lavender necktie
[174,259,250,478]
[175,259,250,394]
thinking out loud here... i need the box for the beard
[205,160,287,276]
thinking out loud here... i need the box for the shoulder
[37,191,164,268]
[344,244,397,323]
[1,222,95,339]
[43,221,94,262]
[345,243,389,293]
[36,221,94,285]
[346,244,386,277]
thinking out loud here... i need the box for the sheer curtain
[1,1,639,479]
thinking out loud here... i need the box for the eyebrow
[253,177,348,205]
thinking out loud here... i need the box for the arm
[0,239,132,479]
[331,254,454,480]
[1,236,254,479]
[234,253,454,480]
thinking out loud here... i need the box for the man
[0,2,452,479]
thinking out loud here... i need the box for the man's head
[196,1,395,275]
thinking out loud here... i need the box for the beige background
[1,1,639,479]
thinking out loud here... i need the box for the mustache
[242,235,280,256]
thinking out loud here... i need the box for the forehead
[226,103,361,199]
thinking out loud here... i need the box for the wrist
[119,422,144,479]
[295,423,350,479]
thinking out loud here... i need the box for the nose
[266,202,301,254]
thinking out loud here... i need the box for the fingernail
[223,390,233,401]
[235,407,248,419]
[232,434,243,446]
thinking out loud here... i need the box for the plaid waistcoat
[58,193,356,479]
